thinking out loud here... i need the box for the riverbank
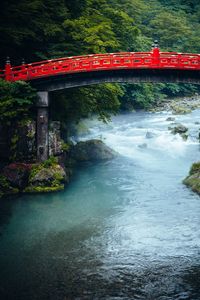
[150,94,200,114]
[1,94,200,199]
[0,140,117,199]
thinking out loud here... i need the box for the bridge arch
[31,68,200,92]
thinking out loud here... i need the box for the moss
[53,171,64,183]
[61,141,70,152]
[42,156,58,168]
[24,184,64,193]
[189,162,200,175]
[0,174,19,197]
[29,157,59,180]
[29,164,43,180]
[25,158,66,194]
[183,175,200,195]
[0,174,10,189]
[183,162,200,195]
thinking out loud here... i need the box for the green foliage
[0,79,37,125]
[149,11,192,51]
[61,141,70,152]
[0,174,19,198]
[120,83,166,110]
[0,0,200,121]
[30,156,58,179]
[42,156,58,168]
[50,83,123,125]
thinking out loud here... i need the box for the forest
[0,0,200,125]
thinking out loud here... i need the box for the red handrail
[2,49,200,82]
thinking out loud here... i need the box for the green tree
[50,83,124,127]
[0,79,37,125]
[149,11,192,51]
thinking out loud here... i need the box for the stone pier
[37,91,49,162]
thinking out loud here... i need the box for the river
[0,110,200,300]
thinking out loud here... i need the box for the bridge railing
[2,51,200,82]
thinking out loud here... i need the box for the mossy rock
[183,174,200,195]
[24,159,67,194]
[183,162,200,195]
[166,117,175,122]
[170,124,188,135]
[189,162,200,175]
[24,184,64,193]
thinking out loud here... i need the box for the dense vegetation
[0,79,36,125]
[0,0,200,124]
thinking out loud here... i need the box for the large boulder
[70,139,117,162]
[24,159,68,193]
[183,162,200,195]
[169,124,188,140]
[169,124,188,134]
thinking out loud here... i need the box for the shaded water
[1,110,200,299]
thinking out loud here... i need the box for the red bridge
[1,45,199,162]
[1,46,200,89]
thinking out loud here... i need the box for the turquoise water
[1,110,200,299]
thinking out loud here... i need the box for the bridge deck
[1,49,200,82]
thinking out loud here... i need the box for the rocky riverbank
[153,94,200,196]
[0,139,117,199]
[150,94,200,114]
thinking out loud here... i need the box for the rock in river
[183,162,200,195]
[24,161,67,193]
[170,124,188,135]
[70,139,117,162]
[145,131,156,139]
[166,117,175,122]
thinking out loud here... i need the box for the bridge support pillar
[36,91,49,162]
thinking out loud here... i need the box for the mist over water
[1,110,200,299]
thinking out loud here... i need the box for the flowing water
[1,110,200,300]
